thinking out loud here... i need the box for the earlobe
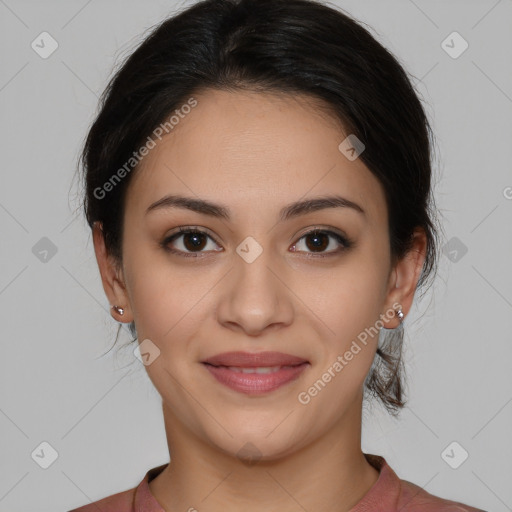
[382,228,427,328]
[92,222,132,322]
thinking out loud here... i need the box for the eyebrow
[145,194,365,221]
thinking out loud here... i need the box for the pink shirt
[67,453,486,511]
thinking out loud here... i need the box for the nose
[215,247,294,336]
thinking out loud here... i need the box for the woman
[69,0,486,510]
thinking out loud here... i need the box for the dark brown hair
[79,0,440,416]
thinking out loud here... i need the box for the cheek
[298,248,390,389]
[304,255,388,337]
[296,268,385,421]
[123,242,222,358]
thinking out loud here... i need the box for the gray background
[1,0,511,511]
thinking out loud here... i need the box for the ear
[92,221,133,323]
[381,228,427,328]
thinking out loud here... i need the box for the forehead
[125,88,387,223]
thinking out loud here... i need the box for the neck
[149,395,380,512]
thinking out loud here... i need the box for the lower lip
[203,363,309,394]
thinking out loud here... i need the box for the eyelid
[166,226,222,245]
[294,224,350,242]
[290,226,353,256]
[162,226,223,257]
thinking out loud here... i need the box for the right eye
[161,227,223,258]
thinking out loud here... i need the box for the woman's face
[98,89,412,460]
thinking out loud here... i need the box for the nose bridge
[216,238,293,333]
[236,240,275,293]
[233,238,279,307]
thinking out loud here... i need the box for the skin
[93,88,426,512]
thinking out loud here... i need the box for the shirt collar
[133,453,400,512]
[134,463,168,511]
[349,453,401,511]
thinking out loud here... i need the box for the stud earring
[112,305,125,316]
[396,307,404,323]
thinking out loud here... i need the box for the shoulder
[67,486,136,512]
[398,478,487,511]
[360,453,487,512]
[66,463,168,512]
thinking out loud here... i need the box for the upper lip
[202,351,309,367]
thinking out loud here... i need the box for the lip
[202,351,310,395]
[202,351,309,367]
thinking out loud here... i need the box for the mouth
[210,365,303,374]
[201,352,310,394]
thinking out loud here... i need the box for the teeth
[227,366,286,374]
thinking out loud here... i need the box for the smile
[202,362,309,394]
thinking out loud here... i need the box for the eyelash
[160,226,353,259]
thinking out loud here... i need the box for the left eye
[291,229,351,256]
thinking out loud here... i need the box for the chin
[202,417,309,464]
